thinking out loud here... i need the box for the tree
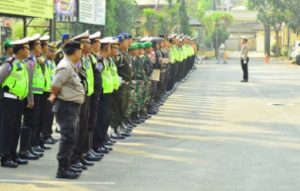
[178,0,190,35]
[248,0,287,56]
[143,8,157,36]
[115,0,139,34]
[104,0,117,36]
[202,11,233,57]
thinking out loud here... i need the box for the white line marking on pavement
[0,179,116,185]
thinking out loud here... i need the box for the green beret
[129,43,138,51]
[143,41,152,49]
[4,39,13,49]
[137,42,144,49]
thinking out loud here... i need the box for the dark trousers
[0,98,24,161]
[72,96,91,162]
[53,99,81,169]
[41,92,54,140]
[167,64,174,91]
[241,58,249,80]
[92,93,112,149]
[20,94,42,152]
[84,93,100,153]
[110,91,121,129]
[174,62,179,83]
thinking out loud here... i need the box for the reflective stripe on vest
[82,57,94,96]
[44,60,56,92]
[101,59,114,94]
[32,63,45,94]
[109,58,120,91]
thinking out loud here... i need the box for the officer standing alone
[241,38,249,83]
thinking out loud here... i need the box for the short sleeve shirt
[52,58,85,104]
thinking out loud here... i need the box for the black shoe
[72,161,87,170]
[104,140,114,146]
[131,118,142,124]
[41,145,51,150]
[111,132,125,140]
[120,130,131,137]
[56,169,80,179]
[19,151,39,160]
[148,109,157,115]
[85,153,102,162]
[14,157,28,165]
[69,166,82,173]
[241,80,248,83]
[50,137,59,143]
[95,147,109,154]
[109,138,117,144]
[30,148,43,157]
[44,138,56,145]
[128,119,137,127]
[32,146,45,153]
[89,150,104,158]
[102,146,113,152]
[80,158,94,166]
[1,160,18,168]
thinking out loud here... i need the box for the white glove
[119,77,123,84]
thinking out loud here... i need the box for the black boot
[56,161,80,179]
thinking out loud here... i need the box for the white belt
[3,92,20,100]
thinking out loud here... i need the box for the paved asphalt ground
[1,59,300,191]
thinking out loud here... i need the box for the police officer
[19,33,45,160]
[0,39,14,66]
[55,33,71,64]
[112,33,134,139]
[49,41,85,179]
[41,42,57,145]
[84,31,105,158]
[0,37,30,168]
[92,37,116,153]
[37,35,52,150]
[71,31,101,167]
[241,38,249,82]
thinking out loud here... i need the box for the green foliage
[248,0,287,56]
[143,8,157,36]
[202,11,233,56]
[178,0,190,35]
[104,0,117,36]
[115,0,139,34]
[271,42,281,56]
[281,46,289,57]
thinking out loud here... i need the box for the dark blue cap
[121,33,132,39]
[62,33,70,40]
[117,34,126,42]
[63,41,81,55]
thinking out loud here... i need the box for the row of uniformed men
[0,31,196,179]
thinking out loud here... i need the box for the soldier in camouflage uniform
[0,40,13,66]
[141,41,156,115]
[136,42,151,120]
[126,43,144,124]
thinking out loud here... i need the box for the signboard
[79,0,106,25]
[0,0,53,19]
[55,0,77,22]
